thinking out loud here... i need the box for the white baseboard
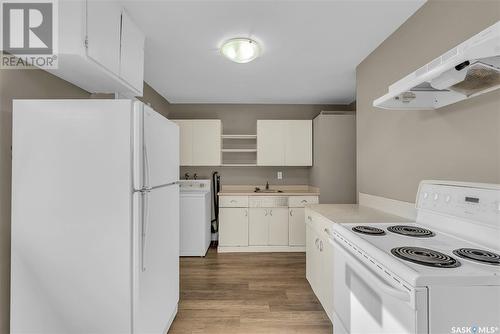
[359,193,417,220]
[218,246,306,253]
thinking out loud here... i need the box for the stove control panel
[416,181,500,226]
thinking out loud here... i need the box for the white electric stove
[330,180,500,334]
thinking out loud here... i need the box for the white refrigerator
[11,99,180,334]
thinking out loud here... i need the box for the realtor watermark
[451,326,499,334]
[1,0,58,69]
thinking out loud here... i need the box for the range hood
[373,21,500,110]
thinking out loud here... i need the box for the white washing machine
[179,180,211,256]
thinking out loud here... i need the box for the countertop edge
[305,204,412,225]
[218,192,320,196]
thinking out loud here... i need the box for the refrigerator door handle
[143,144,151,190]
[141,189,150,272]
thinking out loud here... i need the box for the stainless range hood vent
[448,61,500,96]
[373,21,500,110]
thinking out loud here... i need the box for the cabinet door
[219,208,248,247]
[86,1,121,75]
[321,239,334,320]
[248,208,268,246]
[173,121,193,166]
[268,208,289,246]
[119,10,145,93]
[285,120,312,166]
[192,120,221,166]
[289,208,306,246]
[257,120,285,166]
[306,224,320,295]
[305,223,314,284]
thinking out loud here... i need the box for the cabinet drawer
[219,196,248,208]
[305,209,333,239]
[289,196,319,208]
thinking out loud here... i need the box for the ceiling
[122,1,426,104]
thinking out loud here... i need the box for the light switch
[277,171,283,180]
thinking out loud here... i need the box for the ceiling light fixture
[220,38,261,63]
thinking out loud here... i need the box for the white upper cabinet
[175,121,194,166]
[257,120,312,166]
[192,120,221,166]
[173,120,221,166]
[86,1,121,75]
[257,120,285,166]
[119,11,145,93]
[48,0,145,97]
[285,120,312,166]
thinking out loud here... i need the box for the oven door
[331,238,427,334]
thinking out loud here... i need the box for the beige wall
[138,82,171,117]
[168,103,353,186]
[310,114,356,204]
[0,70,169,334]
[356,0,500,203]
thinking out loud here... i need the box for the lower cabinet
[219,208,248,246]
[306,213,334,321]
[289,208,306,246]
[218,195,318,252]
[305,223,317,290]
[249,208,289,246]
[249,208,268,245]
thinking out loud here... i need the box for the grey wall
[138,82,171,117]
[0,70,170,334]
[356,0,500,203]
[168,103,353,186]
[310,114,356,204]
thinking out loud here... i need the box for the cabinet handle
[230,200,237,203]
[319,240,323,252]
[324,228,330,236]
[301,200,307,203]
[290,210,293,216]
[264,209,268,216]
[315,238,319,248]
[245,210,248,217]
[270,209,273,216]
[307,216,312,221]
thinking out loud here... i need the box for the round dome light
[220,38,261,63]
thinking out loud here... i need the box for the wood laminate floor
[169,247,332,334]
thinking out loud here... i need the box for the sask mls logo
[1,0,58,68]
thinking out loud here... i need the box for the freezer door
[11,100,134,334]
[133,102,179,190]
[134,184,179,334]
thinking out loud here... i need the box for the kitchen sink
[254,188,283,193]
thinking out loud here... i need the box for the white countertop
[307,204,411,224]
[218,185,320,196]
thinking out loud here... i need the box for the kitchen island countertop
[307,204,411,224]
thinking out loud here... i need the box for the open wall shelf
[221,133,257,166]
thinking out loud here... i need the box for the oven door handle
[330,238,413,306]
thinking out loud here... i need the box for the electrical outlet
[277,171,283,180]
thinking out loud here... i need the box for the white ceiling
[122,0,425,104]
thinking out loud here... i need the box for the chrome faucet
[184,172,190,180]
[193,173,198,180]
[265,181,269,190]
